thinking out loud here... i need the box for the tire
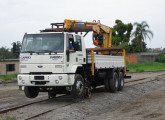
[109,72,119,92]
[104,77,110,91]
[84,87,92,98]
[118,72,124,91]
[24,86,39,98]
[48,91,56,98]
[71,74,84,99]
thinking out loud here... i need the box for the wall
[137,53,161,64]
[126,54,137,64]
[126,53,161,64]
[0,59,19,75]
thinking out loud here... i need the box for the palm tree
[132,21,153,52]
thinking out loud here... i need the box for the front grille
[34,76,44,80]
[30,72,52,75]
[31,81,49,85]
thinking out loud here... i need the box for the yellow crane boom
[64,19,112,48]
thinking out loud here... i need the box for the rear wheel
[118,72,124,91]
[71,74,84,99]
[84,87,92,98]
[109,72,119,92]
[24,86,39,98]
[104,77,110,91]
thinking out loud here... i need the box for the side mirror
[13,42,17,53]
[12,41,21,53]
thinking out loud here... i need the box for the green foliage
[156,53,165,63]
[120,42,131,53]
[129,38,147,53]
[131,21,153,52]
[111,20,133,52]
[0,47,18,59]
[0,116,16,120]
[113,19,133,43]
[127,62,165,72]
[0,74,17,80]
[111,20,153,53]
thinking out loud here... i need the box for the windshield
[21,33,64,53]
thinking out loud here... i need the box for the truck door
[74,35,84,64]
[66,34,84,68]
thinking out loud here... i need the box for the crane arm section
[64,19,112,48]
[42,19,112,48]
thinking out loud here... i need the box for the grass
[0,74,17,80]
[127,62,165,72]
[0,116,16,120]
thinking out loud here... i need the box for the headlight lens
[21,80,25,84]
[55,80,59,84]
[18,76,22,80]
[58,76,63,80]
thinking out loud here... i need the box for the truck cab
[18,32,86,98]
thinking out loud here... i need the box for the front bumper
[18,74,75,86]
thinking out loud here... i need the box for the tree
[131,21,153,52]
[130,38,147,53]
[111,20,133,52]
[0,46,19,59]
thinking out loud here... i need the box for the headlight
[18,76,22,80]
[21,80,25,84]
[55,80,59,84]
[58,76,63,80]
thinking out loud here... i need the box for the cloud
[0,0,165,48]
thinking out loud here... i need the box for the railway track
[0,75,164,119]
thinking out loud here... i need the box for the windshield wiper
[37,50,52,53]
[24,51,35,53]
[22,51,36,55]
[37,50,57,55]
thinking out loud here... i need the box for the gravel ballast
[0,72,165,120]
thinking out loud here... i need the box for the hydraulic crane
[42,19,128,73]
[43,19,112,48]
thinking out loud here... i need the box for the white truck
[13,20,129,99]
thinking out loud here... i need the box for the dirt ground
[0,71,165,120]
[87,85,165,120]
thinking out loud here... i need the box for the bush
[156,53,165,63]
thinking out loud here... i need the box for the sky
[0,0,165,49]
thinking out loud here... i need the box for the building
[0,59,19,75]
[127,53,161,64]
[152,48,162,53]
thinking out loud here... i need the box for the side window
[75,35,82,51]
[66,34,69,51]
[67,34,74,50]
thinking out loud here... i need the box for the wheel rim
[87,88,92,97]
[76,80,84,95]
[121,77,124,87]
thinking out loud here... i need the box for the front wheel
[24,86,39,98]
[118,72,124,91]
[71,74,84,99]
